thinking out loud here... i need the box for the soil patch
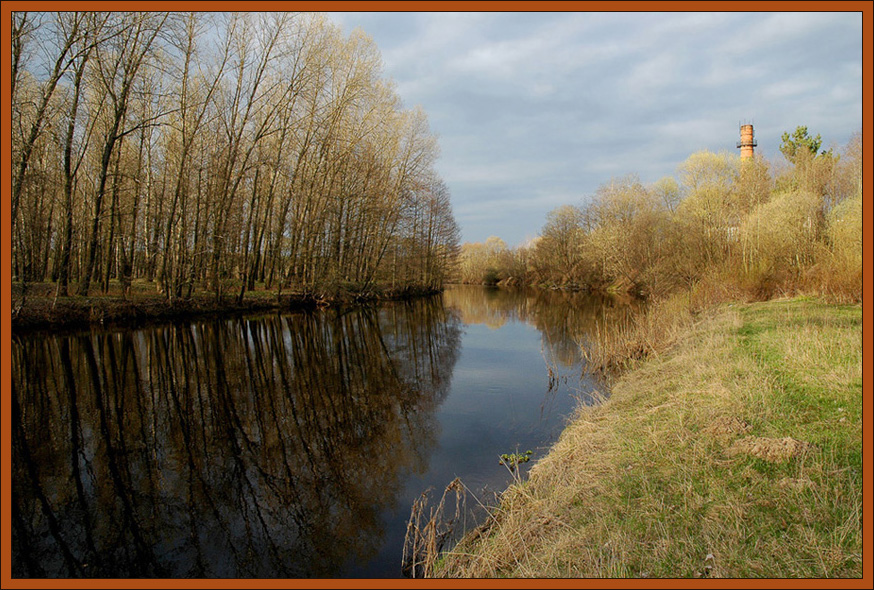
[703,416,753,439]
[727,436,815,463]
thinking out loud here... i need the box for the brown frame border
[1,2,871,588]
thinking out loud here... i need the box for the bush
[482,268,501,286]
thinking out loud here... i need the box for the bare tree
[56,13,108,297]
[12,12,86,230]
[78,12,169,295]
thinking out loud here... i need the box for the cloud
[327,11,863,246]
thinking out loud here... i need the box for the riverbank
[436,297,863,578]
[11,281,442,333]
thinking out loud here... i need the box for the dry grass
[436,298,862,578]
[404,478,467,578]
[581,291,699,375]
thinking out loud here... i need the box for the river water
[10,285,631,578]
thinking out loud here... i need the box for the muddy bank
[11,285,442,333]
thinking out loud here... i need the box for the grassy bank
[437,297,863,578]
[11,280,442,332]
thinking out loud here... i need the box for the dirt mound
[727,436,815,463]
[704,416,752,438]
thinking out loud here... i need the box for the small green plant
[499,449,533,472]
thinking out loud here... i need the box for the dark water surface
[11,285,631,578]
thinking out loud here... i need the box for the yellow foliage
[740,190,821,271]
[826,193,862,269]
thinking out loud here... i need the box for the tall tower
[737,123,757,159]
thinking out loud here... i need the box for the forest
[11,12,460,304]
[458,128,863,305]
[10,11,863,318]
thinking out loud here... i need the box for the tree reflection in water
[12,297,461,578]
[443,285,637,369]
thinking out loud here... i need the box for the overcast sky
[327,11,863,247]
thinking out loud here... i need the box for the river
[10,285,632,578]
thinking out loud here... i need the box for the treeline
[12,12,459,302]
[459,127,862,302]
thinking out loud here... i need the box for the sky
[326,11,863,247]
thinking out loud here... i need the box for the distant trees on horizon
[458,126,862,303]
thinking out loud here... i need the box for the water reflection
[12,298,461,578]
[443,285,636,368]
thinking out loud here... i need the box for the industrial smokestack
[737,123,757,159]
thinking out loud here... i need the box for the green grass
[437,298,863,578]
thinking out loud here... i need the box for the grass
[580,291,697,375]
[435,297,863,578]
